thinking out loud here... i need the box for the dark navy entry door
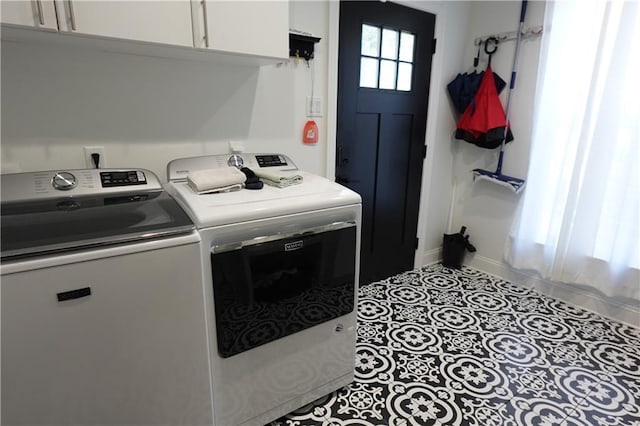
[336,1,436,284]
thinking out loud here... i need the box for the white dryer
[165,153,362,426]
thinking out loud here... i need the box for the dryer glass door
[210,222,357,358]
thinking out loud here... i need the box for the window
[506,0,639,301]
[359,24,415,91]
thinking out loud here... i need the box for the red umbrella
[455,66,513,149]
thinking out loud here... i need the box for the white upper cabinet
[1,0,288,63]
[1,0,58,31]
[55,0,194,47]
[192,0,289,59]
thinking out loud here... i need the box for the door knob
[337,147,350,165]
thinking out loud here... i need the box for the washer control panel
[52,172,78,191]
[1,169,162,203]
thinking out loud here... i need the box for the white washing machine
[165,153,362,426]
[1,169,212,425]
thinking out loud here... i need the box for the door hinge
[415,237,419,250]
[422,145,427,159]
[432,38,437,55]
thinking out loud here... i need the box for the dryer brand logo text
[284,241,304,252]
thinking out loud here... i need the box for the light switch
[306,96,322,117]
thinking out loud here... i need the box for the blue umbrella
[447,56,507,114]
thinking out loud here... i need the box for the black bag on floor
[442,226,476,269]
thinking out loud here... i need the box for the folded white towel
[187,167,245,194]
[190,183,243,195]
[254,169,303,188]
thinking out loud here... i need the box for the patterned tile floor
[268,264,640,426]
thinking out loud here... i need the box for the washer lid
[166,171,362,228]
[1,191,195,260]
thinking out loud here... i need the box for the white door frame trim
[325,1,340,181]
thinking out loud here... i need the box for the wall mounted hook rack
[474,25,543,46]
[289,32,321,62]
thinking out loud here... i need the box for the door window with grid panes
[360,24,415,91]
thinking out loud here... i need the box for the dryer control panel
[167,153,298,182]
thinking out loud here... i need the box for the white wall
[450,1,545,262]
[1,1,329,179]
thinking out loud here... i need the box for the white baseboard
[464,254,640,327]
[421,248,442,266]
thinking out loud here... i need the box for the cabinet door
[1,0,58,30]
[1,243,212,425]
[193,0,288,58]
[56,0,193,47]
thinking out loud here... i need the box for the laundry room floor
[269,264,640,426]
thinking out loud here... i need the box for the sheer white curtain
[505,0,640,300]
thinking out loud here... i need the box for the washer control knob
[227,154,244,169]
[52,172,77,191]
